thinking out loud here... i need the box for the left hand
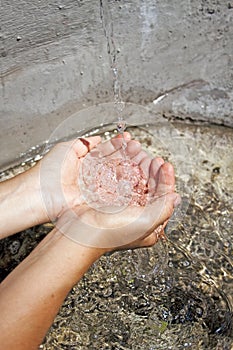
[37,133,135,223]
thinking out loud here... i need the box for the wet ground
[0,121,232,349]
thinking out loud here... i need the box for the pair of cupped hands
[37,132,180,252]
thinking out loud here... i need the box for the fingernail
[123,132,131,140]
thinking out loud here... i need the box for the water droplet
[117,120,126,133]
[112,67,118,77]
[34,154,42,161]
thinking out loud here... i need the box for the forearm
[0,165,49,238]
[0,228,104,350]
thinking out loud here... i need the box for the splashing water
[80,156,148,211]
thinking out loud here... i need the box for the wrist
[31,228,105,287]
[0,164,50,238]
[23,164,50,225]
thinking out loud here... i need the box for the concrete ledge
[1,0,232,169]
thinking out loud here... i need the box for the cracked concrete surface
[0,0,232,169]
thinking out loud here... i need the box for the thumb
[72,136,101,158]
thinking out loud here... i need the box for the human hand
[37,136,102,222]
[56,134,180,251]
[37,133,140,224]
[0,133,179,350]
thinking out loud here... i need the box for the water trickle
[100,0,127,147]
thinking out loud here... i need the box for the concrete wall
[0,0,232,169]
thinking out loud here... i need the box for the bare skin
[58,137,179,248]
[0,133,180,350]
[0,136,102,238]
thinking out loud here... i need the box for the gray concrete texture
[0,0,233,169]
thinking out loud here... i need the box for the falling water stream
[100,0,126,138]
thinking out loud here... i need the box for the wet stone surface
[0,121,233,349]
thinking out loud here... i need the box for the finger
[147,192,177,232]
[156,162,175,196]
[139,157,151,180]
[93,132,131,157]
[132,150,148,164]
[116,230,159,250]
[126,140,142,158]
[137,230,162,248]
[148,157,164,192]
[145,229,166,246]
[115,131,131,140]
[109,140,142,160]
[121,226,166,250]
[72,136,101,157]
